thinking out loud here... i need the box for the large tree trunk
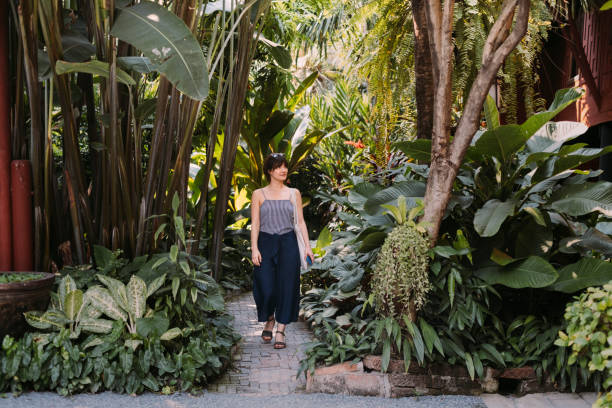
[422,0,530,243]
[411,0,434,140]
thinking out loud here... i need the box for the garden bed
[306,356,558,397]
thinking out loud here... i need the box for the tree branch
[449,0,530,167]
[482,0,518,64]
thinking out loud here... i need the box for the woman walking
[250,153,313,349]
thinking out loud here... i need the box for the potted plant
[0,272,55,338]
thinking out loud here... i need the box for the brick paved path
[208,292,314,394]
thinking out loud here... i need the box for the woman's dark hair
[263,153,288,182]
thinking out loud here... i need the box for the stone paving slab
[481,392,598,408]
[208,292,314,394]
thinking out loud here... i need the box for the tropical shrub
[556,282,612,407]
[371,203,430,319]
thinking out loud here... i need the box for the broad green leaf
[174,216,186,246]
[522,206,547,226]
[58,275,77,311]
[526,121,587,154]
[81,303,102,319]
[419,318,444,356]
[127,275,147,319]
[358,232,387,252]
[24,311,56,330]
[548,181,612,217]
[553,145,612,176]
[96,274,128,310]
[475,88,583,162]
[64,290,83,321]
[433,245,470,258]
[170,245,178,262]
[394,139,432,163]
[561,228,612,256]
[55,60,136,86]
[87,286,128,321]
[348,182,384,211]
[521,88,584,143]
[286,71,318,110]
[602,0,612,10]
[146,273,167,298]
[80,318,114,334]
[125,339,143,351]
[382,340,391,372]
[179,261,191,275]
[160,327,182,341]
[363,180,426,215]
[464,352,475,380]
[548,258,612,293]
[474,199,516,237]
[316,227,333,250]
[481,343,506,367]
[117,56,159,73]
[473,124,523,163]
[490,248,514,266]
[404,317,425,364]
[258,35,292,69]
[484,94,499,129]
[61,30,96,62]
[475,256,558,289]
[83,337,104,349]
[257,110,294,148]
[514,221,553,258]
[111,1,209,100]
[172,277,180,300]
[136,316,170,338]
[596,222,612,235]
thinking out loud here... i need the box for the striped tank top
[259,188,295,235]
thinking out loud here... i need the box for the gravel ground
[0,392,487,408]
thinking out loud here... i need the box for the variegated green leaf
[86,286,127,321]
[179,261,190,275]
[80,318,114,334]
[96,274,128,310]
[146,273,166,298]
[160,327,182,341]
[80,300,103,319]
[127,275,147,319]
[64,289,83,321]
[125,339,143,351]
[58,275,76,310]
[172,276,180,300]
[24,311,54,330]
[83,337,104,349]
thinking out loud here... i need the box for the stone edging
[306,356,557,397]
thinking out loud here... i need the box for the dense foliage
[0,214,239,395]
[0,273,45,284]
[299,88,612,391]
[556,282,612,407]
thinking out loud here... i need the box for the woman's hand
[305,247,314,265]
[252,248,262,266]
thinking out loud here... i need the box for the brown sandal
[273,330,286,349]
[261,316,274,343]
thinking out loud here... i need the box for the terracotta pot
[0,272,55,339]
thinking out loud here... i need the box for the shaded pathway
[208,292,314,394]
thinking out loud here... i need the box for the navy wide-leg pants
[253,231,301,325]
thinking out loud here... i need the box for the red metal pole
[0,0,13,271]
[11,161,33,271]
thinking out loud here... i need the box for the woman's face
[269,164,288,182]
